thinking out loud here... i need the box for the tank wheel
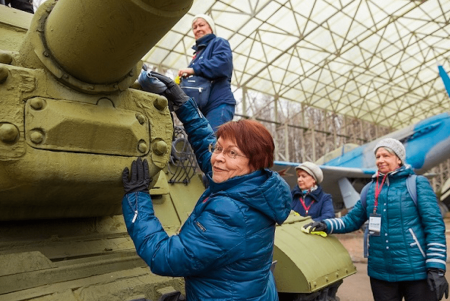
[278,280,343,301]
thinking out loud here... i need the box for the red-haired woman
[122,72,291,300]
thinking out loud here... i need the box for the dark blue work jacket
[290,185,335,222]
[189,34,236,114]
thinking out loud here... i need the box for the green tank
[0,1,356,300]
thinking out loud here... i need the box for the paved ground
[334,216,450,301]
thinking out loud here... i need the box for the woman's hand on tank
[150,71,190,110]
[302,221,328,237]
[122,157,152,194]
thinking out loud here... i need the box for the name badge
[368,213,381,236]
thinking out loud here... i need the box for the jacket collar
[206,169,263,193]
[371,165,414,186]
[192,33,217,52]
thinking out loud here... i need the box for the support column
[300,104,306,162]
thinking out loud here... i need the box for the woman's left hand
[178,68,195,77]
[122,157,152,194]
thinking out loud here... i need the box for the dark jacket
[290,185,335,222]
[122,98,291,300]
[324,166,447,282]
[189,34,235,114]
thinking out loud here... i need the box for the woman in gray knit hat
[290,161,334,222]
[303,137,448,301]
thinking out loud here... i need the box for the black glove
[122,157,152,194]
[150,71,190,110]
[427,268,449,300]
[303,221,328,233]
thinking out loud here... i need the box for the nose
[215,151,226,161]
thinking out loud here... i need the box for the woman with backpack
[303,138,448,301]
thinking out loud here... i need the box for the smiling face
[211,137,252,183]
[192,18,213,40]
[296,169,316,190]
[375,147,402,173]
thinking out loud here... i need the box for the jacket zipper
[183,86,203,93]
[409,228,425,257]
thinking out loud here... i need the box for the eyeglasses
[209,144,247,159]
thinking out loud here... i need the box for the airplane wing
[272,161,376,211]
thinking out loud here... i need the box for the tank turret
[0,0,193,220]
[0,1,356,300]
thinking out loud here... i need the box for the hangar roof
[143,0,450,129]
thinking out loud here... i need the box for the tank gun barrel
[20,0,192,93]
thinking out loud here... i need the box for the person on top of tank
[121,71,291,300]
[290,161,334,222]
[178,14,236,132]
[303,138,448,301]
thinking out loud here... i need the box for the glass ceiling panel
[143,0,450,129]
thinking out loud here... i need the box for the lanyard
[373,173,388,214]
[299,197,314,215]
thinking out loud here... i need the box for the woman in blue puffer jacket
[122,72,291,300]
[303,138,448,301]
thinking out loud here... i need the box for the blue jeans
[204,104,235,132]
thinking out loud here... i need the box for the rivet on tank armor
[154,97,168,111]
[30,130,45,144]
[135,113,146,125]
[0,124,19,142]
[30,99,45,110]
[152,140,168,156]
[0,52,12,64]
[138,141,148,153]
[0,66,9,83]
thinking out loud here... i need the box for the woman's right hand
[177,68,195,78]
[150,71,190,110]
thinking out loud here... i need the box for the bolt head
[0,124,19,142]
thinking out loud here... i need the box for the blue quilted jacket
[189,33,236,114]
[122,99,291,300]
[324,166,447,282]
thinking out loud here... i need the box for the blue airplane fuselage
[322,112,450,175]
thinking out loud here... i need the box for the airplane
[272,64,450,213]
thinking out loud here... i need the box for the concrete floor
[334,216,450,301]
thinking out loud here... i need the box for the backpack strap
[360,181,372,210]
[406,174,417,206]
[361,181,373,258]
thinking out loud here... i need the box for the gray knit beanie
[374,138,406,165]
[295,162,323,184]
[192,14,216,34]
